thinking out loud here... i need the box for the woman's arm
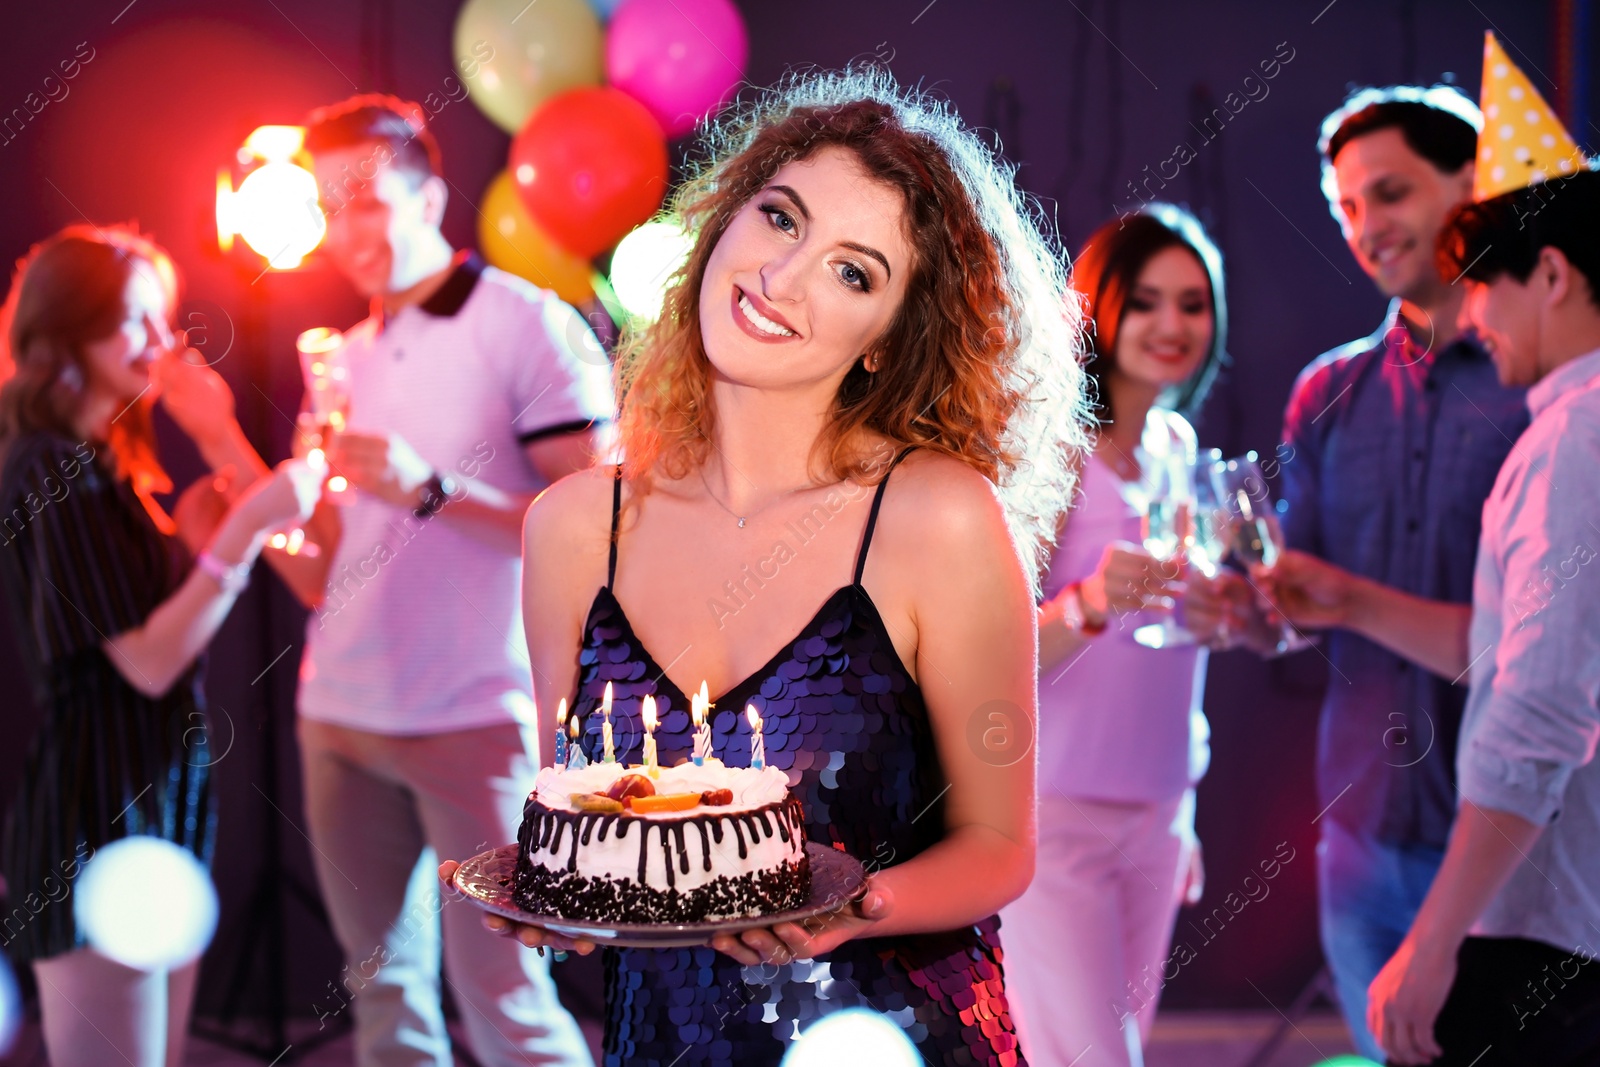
[103,460,322,697]
[521,468,613,763]
[156,351,340,608]
[714,457,1040,964]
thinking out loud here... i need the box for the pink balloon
[606,0,748,139]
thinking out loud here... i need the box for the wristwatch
[412,471,460,520]
[197,550,253,595]
[1061,582,1108,636]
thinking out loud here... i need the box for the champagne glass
[1134,447,1198,649]
[1187,449,1236,647]
[1189,451,1232,578]
[1209,452,1315,654]
[295,327,351,506]
[263,327,345,560]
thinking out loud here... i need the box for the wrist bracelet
[197,550,252,595]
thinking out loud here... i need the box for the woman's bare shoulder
[871,451,1012,557]
[524,464,617,569]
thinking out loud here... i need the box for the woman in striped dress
[0,225,319,1067]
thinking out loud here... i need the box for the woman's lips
[731,286,799,343]
[1143,347,1192,364]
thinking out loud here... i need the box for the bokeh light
[1310,1057,1383,1066]
[232,161,327,270]
[0,951,19,1057]
[74,837,219,970]
[780,1008,921,1067]
[608,220,693,321]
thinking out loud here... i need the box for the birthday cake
[512,758,810,924]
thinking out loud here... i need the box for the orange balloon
[477,170,594,304]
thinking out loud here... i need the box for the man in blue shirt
[1265,165,1600,1067]
[1269,86,1528,1060]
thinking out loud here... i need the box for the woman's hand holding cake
[710,879,893,966]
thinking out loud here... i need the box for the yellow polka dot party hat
[1474,31,1586,200]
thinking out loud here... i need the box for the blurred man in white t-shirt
[277,95,609,1067]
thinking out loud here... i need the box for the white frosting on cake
[521,757,806,913]
[533,757,789,815]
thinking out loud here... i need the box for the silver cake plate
[453,842,868,949]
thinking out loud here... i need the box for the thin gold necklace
[697,465,837,529]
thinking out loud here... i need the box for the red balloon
[510,87,670,259]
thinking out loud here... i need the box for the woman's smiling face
[1109,244,1214,394]
[698,145,915,394]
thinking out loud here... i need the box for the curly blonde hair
[614,67,1089,588]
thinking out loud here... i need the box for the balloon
[606,0,748,139]
[478,170,595,304]
[454,0,603,135]
[510,88,669,259]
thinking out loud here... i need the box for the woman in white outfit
[1000,203,1242,1067]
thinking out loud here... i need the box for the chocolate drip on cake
[513,795,810,923]
[694,821,711,872]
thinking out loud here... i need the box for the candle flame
[602,680,613,718]
[555,697,568,725]
[698,680,710,705]
[745,703,761,729]
[692,703,703,727]
[568,714,580,738]
[642,695,657,731]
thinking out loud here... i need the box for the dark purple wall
[0,0,1587,1020]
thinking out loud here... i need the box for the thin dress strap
[853,447,916,586]
[607,464,622,588]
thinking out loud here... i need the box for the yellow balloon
[454,0,603,134]
[478,170,595,304]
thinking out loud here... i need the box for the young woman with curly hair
[444,68,1088,1066]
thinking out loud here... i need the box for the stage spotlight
[780,1007,921,1067]
[609,220,692,321]
[216,125,326,270]
[74,836,219,971]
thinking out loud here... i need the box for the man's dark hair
[1438,166,1600,309]
[304,94,441,184]
[1317,86,1481,209]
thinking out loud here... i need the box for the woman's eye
[840,263,869,291]
[1181,301,1208,316]
[762,206,796,233]
[1127,297,1156,313]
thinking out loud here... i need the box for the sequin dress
[566,454,1025,1067]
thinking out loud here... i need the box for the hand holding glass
[1133,451,1198,649]
[1208,452,1315,655]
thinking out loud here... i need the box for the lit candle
[601,681,615,764]
[746,703,765,770]
[566,713,588,770]
[692,681,713,767]
[553,698,569,768]
[642,695,659,779]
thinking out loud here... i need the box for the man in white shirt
[278,95,609,1066]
